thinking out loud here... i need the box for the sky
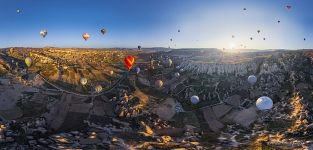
[0,0,313,49]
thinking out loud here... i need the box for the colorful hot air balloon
[155,80,163,88]
[190,95,200,104]
[80,78,88,86]
[25,57,32,67]
[256,96,273,110]
[100,28,107,35]
[248,75,257,85]
[40,30,48,38]
[124,55,135,70]
[95,85,103,93]
[82,33,90,41]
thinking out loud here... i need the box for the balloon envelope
[248,75,257,85]
[155,80,163,88]
[190,95,200,104]
[138,45,141,50]
[174,72,180,78]
[40,30,48,38]
[256,96,273,110]
[100,29,107,35]
[124,55,135,70]
[95,85,103,93]
[80,78,88,86]
[82,33,90,41]
[25,57,32,67]
[135,67,140,74]
[167,59,173,67]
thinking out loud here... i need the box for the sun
[229,43,237,49]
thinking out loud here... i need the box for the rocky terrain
[0,48,313,149]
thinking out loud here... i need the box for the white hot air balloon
[80,78,88,86]
[155,80,163,89]
[190,95,200,104]
[40,30,48,38]
[248,75,257,85]
[174,72,180,78]
[256,96,273,110]
[166,58,173,67]
[95,85,103,93]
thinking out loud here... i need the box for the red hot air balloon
[82,33,90,41]
[124,55,135,70]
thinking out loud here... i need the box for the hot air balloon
[277,20,281,23]
[190,95,200,104]
[25,57,32,67]
[286,5,292,10]
[164,58,172,67]
[304,38,306,41]
[250,37,253,40]
[263,38,266,40]
[9,48,14,54]
[170,39,173,42]
[178,29,180,32]
[82,33,90,41]
[100,28,107,35]
[138,45,141,50]
[40,30,48,38]
[232,35,235,38]
[248,75,257,85]
[243,8,247,11]
[80,78,88,86]
[256,96,273,110]
[95,85,103,93]
[135,67,140,74]
[17,9,21,13]
[124,55,135,70]
[109,70,114,75]
[155,80,163,89]
[174,72,180,78]
[257,30,260,34]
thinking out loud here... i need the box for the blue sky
[0,0,312,49]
